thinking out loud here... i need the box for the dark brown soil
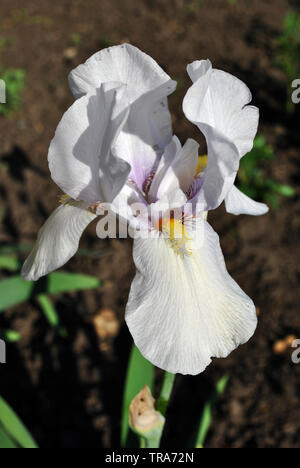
[0,0,299,448]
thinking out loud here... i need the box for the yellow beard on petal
[59,194,100,215]
[159,218,192,258]
[59,194,76,206]
[196,155,208,177]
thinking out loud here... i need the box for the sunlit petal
[126,217,257,375]
[149,138,199,202]
[225,185,269,216]
[49,83,130,204]
[183,60,259,211]
[69,44,177,189]
[21,201,97,282]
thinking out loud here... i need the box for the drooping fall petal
[126,217,257,375]
[21,202,97,281]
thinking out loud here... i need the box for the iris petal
[183,60,259,211]
[225,185,269,216]
[69,44,177,189]
[22,201,97,282]
[126,217,257,375]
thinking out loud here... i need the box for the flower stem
[157,372,176,417]
[140,426,164,448]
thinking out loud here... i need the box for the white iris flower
[22,44,268,375]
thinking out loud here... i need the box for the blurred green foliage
[238,135,295,209]
[193,375,229,448]
[0,396,38,448]
[10,8,53,28]
[0,329,21,342]
[0,247,103,448]
[0,255,20,272]
[184,0,202,15]
[276,11,300,113]
[71,33,82,47]
[37,293,68,338]
[0,272,101,313]
[0,37,26,116]
[98,37,115,49]
[0,249,102,341]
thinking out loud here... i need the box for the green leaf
[0,426,18,448]
[37,294,68,337]
[253,135,266,149]
[275,11,300,108]
[37,295,59,327]
[0,396,38,448]
[237,132,296,208]
[0,68,26,116]
[1,329,21,342]
[0,255,20,271]
[0,276,33,312]
[46,272,100,294]
[194,375,229,448]
[0,244,32,255]
[121,345,155,447]
[265,192,280,209]
[273,184,295,197]
[0,272,101,313]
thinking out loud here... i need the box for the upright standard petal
[183,60,259,211]
[147,136,181,202]
[114,87,175,190]
[148,138,199,202]
[126,217,257,375]
[48,83,130,204]
[69,44,174,103]
[69,44,177,189]
[105,181,148,233]
[21,201,97,282]
[225,185,269,216]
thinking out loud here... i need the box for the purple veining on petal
[186,174,205,201]
[143,169,157,197]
